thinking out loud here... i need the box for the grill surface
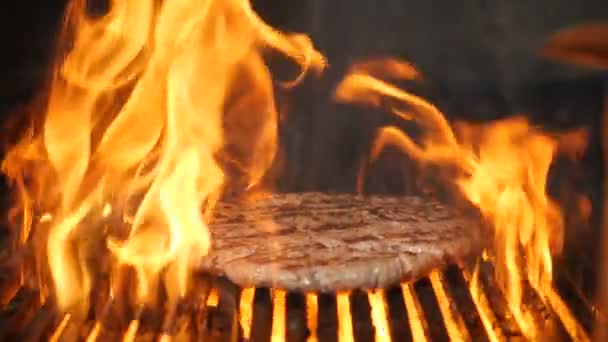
[0,261,598,342]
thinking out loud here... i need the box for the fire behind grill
[0,260,598,342]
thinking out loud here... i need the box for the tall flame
[2,0,324,313]
[335,58,588,338]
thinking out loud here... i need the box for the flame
[400,284,428,342]
[336,292,354,342]
[428,271,469,341]
[271,289,286,342]
[49,313,71,342]
[2,0,324,314]
[206,288,219,308]
[335,57,588,338]
[306,293,319,342]
[541,22,608,71]
[239,287,255,340]
[463,268,501,342]
[2,0,595,337]
[85,321,102,342]
[123,319,140,342]
[367,289,391,342]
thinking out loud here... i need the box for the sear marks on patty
[200,193,483,292]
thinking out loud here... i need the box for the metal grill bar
[384,286,413,341]
[428,270,471,341]
[251,288,273,341]
[0,263,597,342]
[271,289,286,342]
[305,293,319,342]
[0,288,45,341]
[0,258,22,309]
[317,293,338,342]
[401,283,430,342]
[48,313,70,342]
[337,292,355,342]
[554,270,597,334]
[349,290,373,341]
[240,287,255,340]
[462,268,503,342]
[367,289,391,342]
[284,292,308,342]
[443,267,493,341]
[414,277,452,341]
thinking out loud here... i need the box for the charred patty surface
[201,193,482,292]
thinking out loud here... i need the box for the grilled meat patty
[200,193,483,292]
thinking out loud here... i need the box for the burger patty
[200,192,483,292]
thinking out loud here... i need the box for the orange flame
[271,289,287,342]
[2,0,324,314]
[400,283,428,342]
[306,293,319,342]
[337,292,354,342]
[335,57,588,338]
[464,267,501,342]
[239,287,255,340]
[367,289,391,342]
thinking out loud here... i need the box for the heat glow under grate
[0,262,598,342]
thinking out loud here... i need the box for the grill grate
[0,262,597,341]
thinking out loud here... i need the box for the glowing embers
[85,321,102,342]
[239,287,255,340]
[122,319,139,342]
[401,283,429,342]
[0,265,594,341]
[428,271,470,341]
[271,289,286,342]
[306,293,319,342]
[48,313,70,342]
[463,268,502,342]
[368,289,391,342]
[337,292,355,342]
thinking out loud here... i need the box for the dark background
[0,0,607,295]
[254,0,608,194]
[1,0,607,191]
